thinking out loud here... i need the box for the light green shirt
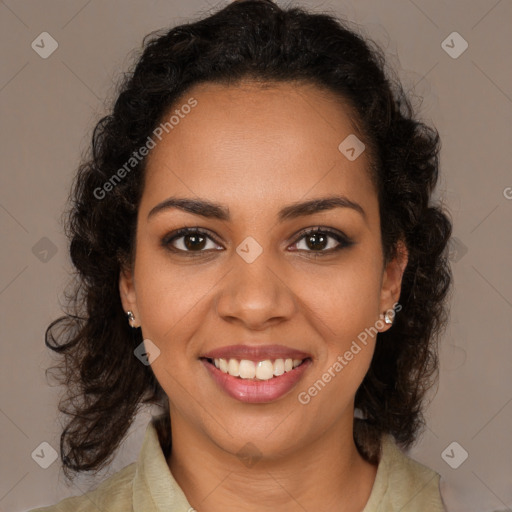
[29,419,446,511]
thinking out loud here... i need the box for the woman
[31,0,452,510]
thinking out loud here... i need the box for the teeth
[273,358,284,376]
[256,360,274,380]
[212,357,304,380]
[239,359,256,379]
[219,358,228,373]
[228,358,239,377]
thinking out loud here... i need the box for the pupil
[185,234,206,250]
[307,233,327,251]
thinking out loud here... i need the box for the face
[120,80,407,459]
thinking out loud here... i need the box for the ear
[378,240,408,330]
[119,264,140,327]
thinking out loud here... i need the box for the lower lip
[201,358,312,403]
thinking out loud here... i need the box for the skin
[119,80,408,512]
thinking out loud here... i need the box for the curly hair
[45,0,452,480]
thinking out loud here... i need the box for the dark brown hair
[46,0,452,480]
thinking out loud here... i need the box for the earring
[126,310,137,328]
[384,310,394,325]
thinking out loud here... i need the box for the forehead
[141,80,376,216]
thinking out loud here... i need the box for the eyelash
[161,226,354,257]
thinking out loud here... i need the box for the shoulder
[27,462,137,512]
[363,434,446,511]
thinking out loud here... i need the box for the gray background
[0,1,511,511]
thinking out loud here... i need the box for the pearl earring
[126,310,137,328]
[384,310,394,325]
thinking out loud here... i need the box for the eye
[162,227,223,253]
[290,227,353,255]
[162,226,353,256]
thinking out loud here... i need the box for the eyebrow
[147,195,366,222]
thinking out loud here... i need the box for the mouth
[200,355,313,403]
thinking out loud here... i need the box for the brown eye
[291,227,353,254]
[304,232,329,251]
[162,228,223,253]
[183,233,207,251]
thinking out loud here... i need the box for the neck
[167,409,378,512]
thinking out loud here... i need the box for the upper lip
[201,344,311,361]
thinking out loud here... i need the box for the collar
[132,419,193,511]
[131,420,442,511]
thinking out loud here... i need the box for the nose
[214,250,297,330]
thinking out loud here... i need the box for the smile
[200,357,312,403]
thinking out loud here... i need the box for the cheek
[297,265,381,414]
[133,247,217,349]
[300,253,382,394]
[133,252,212,403]
[299,256,383,339]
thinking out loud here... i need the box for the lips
[199,344,313,403]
